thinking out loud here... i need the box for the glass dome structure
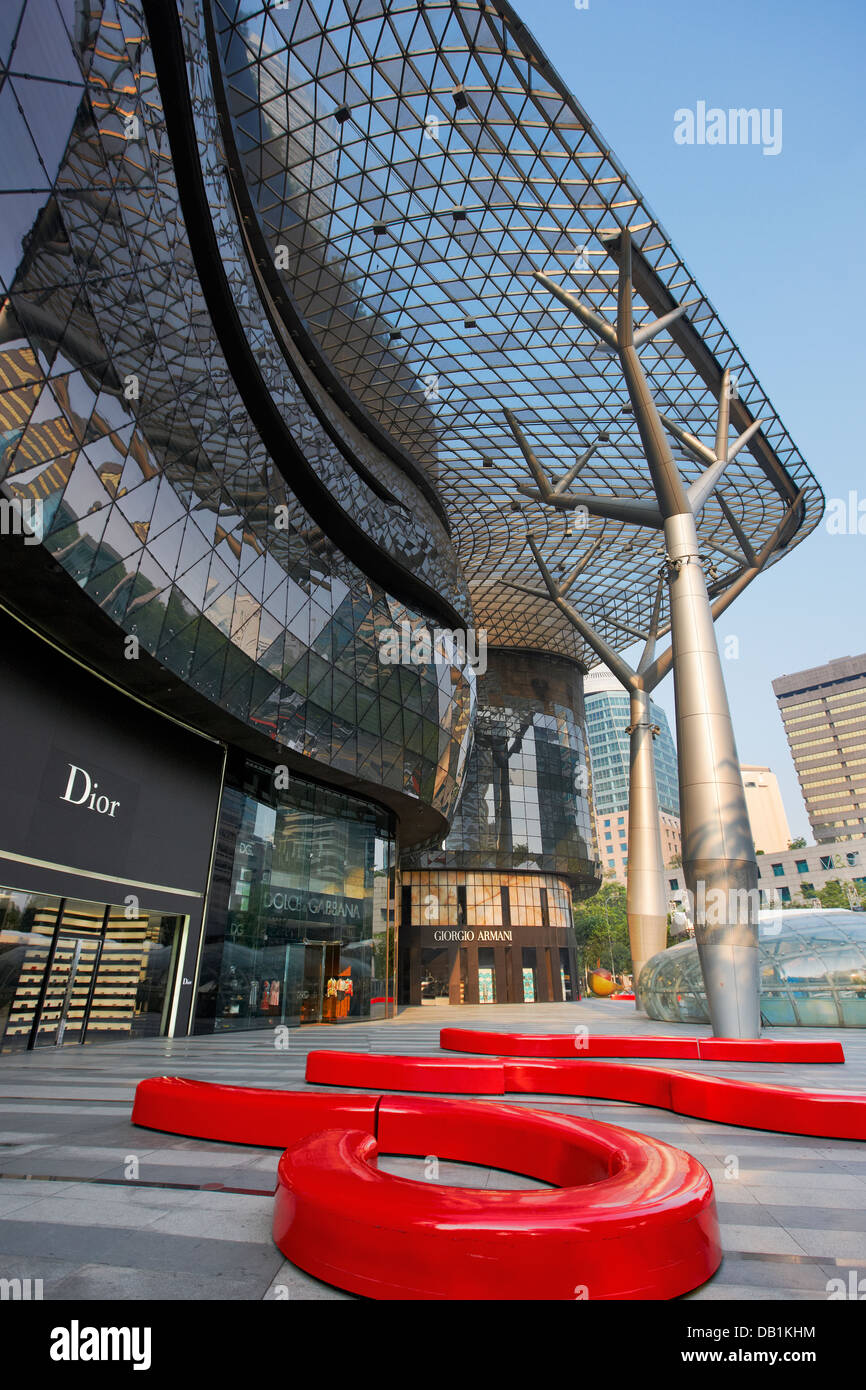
[639,910,866,1028]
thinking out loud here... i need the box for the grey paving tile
[683,1283,824,1301]
[783,1229,866,1260]
[145,1204,273,1242]
[717,1224,809,1255]
[0,1220,285,1279]
[48,1264,266,1301]
[0,1196,169,1229]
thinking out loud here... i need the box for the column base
[696,941,761,1038]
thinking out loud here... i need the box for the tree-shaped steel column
[523,230,795,1035]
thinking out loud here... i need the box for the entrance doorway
[0,888,185,1052]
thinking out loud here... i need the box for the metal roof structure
[209,0,822,664]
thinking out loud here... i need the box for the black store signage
[0,611,224,908]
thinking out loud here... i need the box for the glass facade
[0,888,184,1053]
[0,0,474,833]
[405,649,596,884]
[196,760,396,1030]
[639,910,866,1027]
[586,687,680,818]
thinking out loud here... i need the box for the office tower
[774,655,866,844]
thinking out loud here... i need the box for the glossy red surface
[305,1049,505,1093]
[439,1028,845,1064]
[132,1077,721,1300]
[272,1098,721,1300]
[307,1050,866,1141]
[131,1076,379,1147]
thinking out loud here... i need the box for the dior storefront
[0,606,399,1051]
[0,607,224,1053]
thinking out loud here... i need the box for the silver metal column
[529,229,766,1036]
[665,509,760,1036]
[626,685,669,990]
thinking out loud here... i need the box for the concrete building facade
[773,654,866,845]
[741,764,793,855]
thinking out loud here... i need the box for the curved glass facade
[639,910,866,1028]
[404,648,596,884]
[0,0,474,828]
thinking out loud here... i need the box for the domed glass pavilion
[639,910,866,1028]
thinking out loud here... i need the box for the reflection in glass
[639,910,866,1027]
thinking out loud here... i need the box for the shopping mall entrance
[0,888,185,1052]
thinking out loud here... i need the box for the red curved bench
[439,1028,845,1063]
[131,1076,379,1146]
[305,1050,866,1141]
[132,1077,720,1299]
[273,1096,720,1300]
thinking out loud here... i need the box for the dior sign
[59,764,121,819]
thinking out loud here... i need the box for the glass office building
[0,0,821,1044]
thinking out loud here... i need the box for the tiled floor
[1,1001,864,1300]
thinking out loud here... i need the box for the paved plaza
[1,1002,864,1301]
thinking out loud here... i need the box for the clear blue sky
[522,0,866,843]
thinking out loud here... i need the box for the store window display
[197,759,396,1031]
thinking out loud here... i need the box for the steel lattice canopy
[210,0,823,663]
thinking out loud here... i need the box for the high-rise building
[740,765,793,854]
[584,667,681,882]
[773,655,866,844]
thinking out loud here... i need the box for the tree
[818,879,848,909]
[572,882,631,978]
[788,836,807,850]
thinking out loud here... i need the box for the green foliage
[572,881,632,976]
[788,836,807,850]
[818,879,857,909]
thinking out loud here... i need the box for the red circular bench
[274,1095,720,1300]
[132,1077,721,1300]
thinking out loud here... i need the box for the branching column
[527,229,788,1036]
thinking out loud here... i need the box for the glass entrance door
[0,887,185,1052]
[299,943,325,1024]
[34,934,95,1046]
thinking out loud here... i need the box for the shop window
[560,948,574,1001]
[478,947,496,1003]
[522,946,537,1003]
[457,884,467,927]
